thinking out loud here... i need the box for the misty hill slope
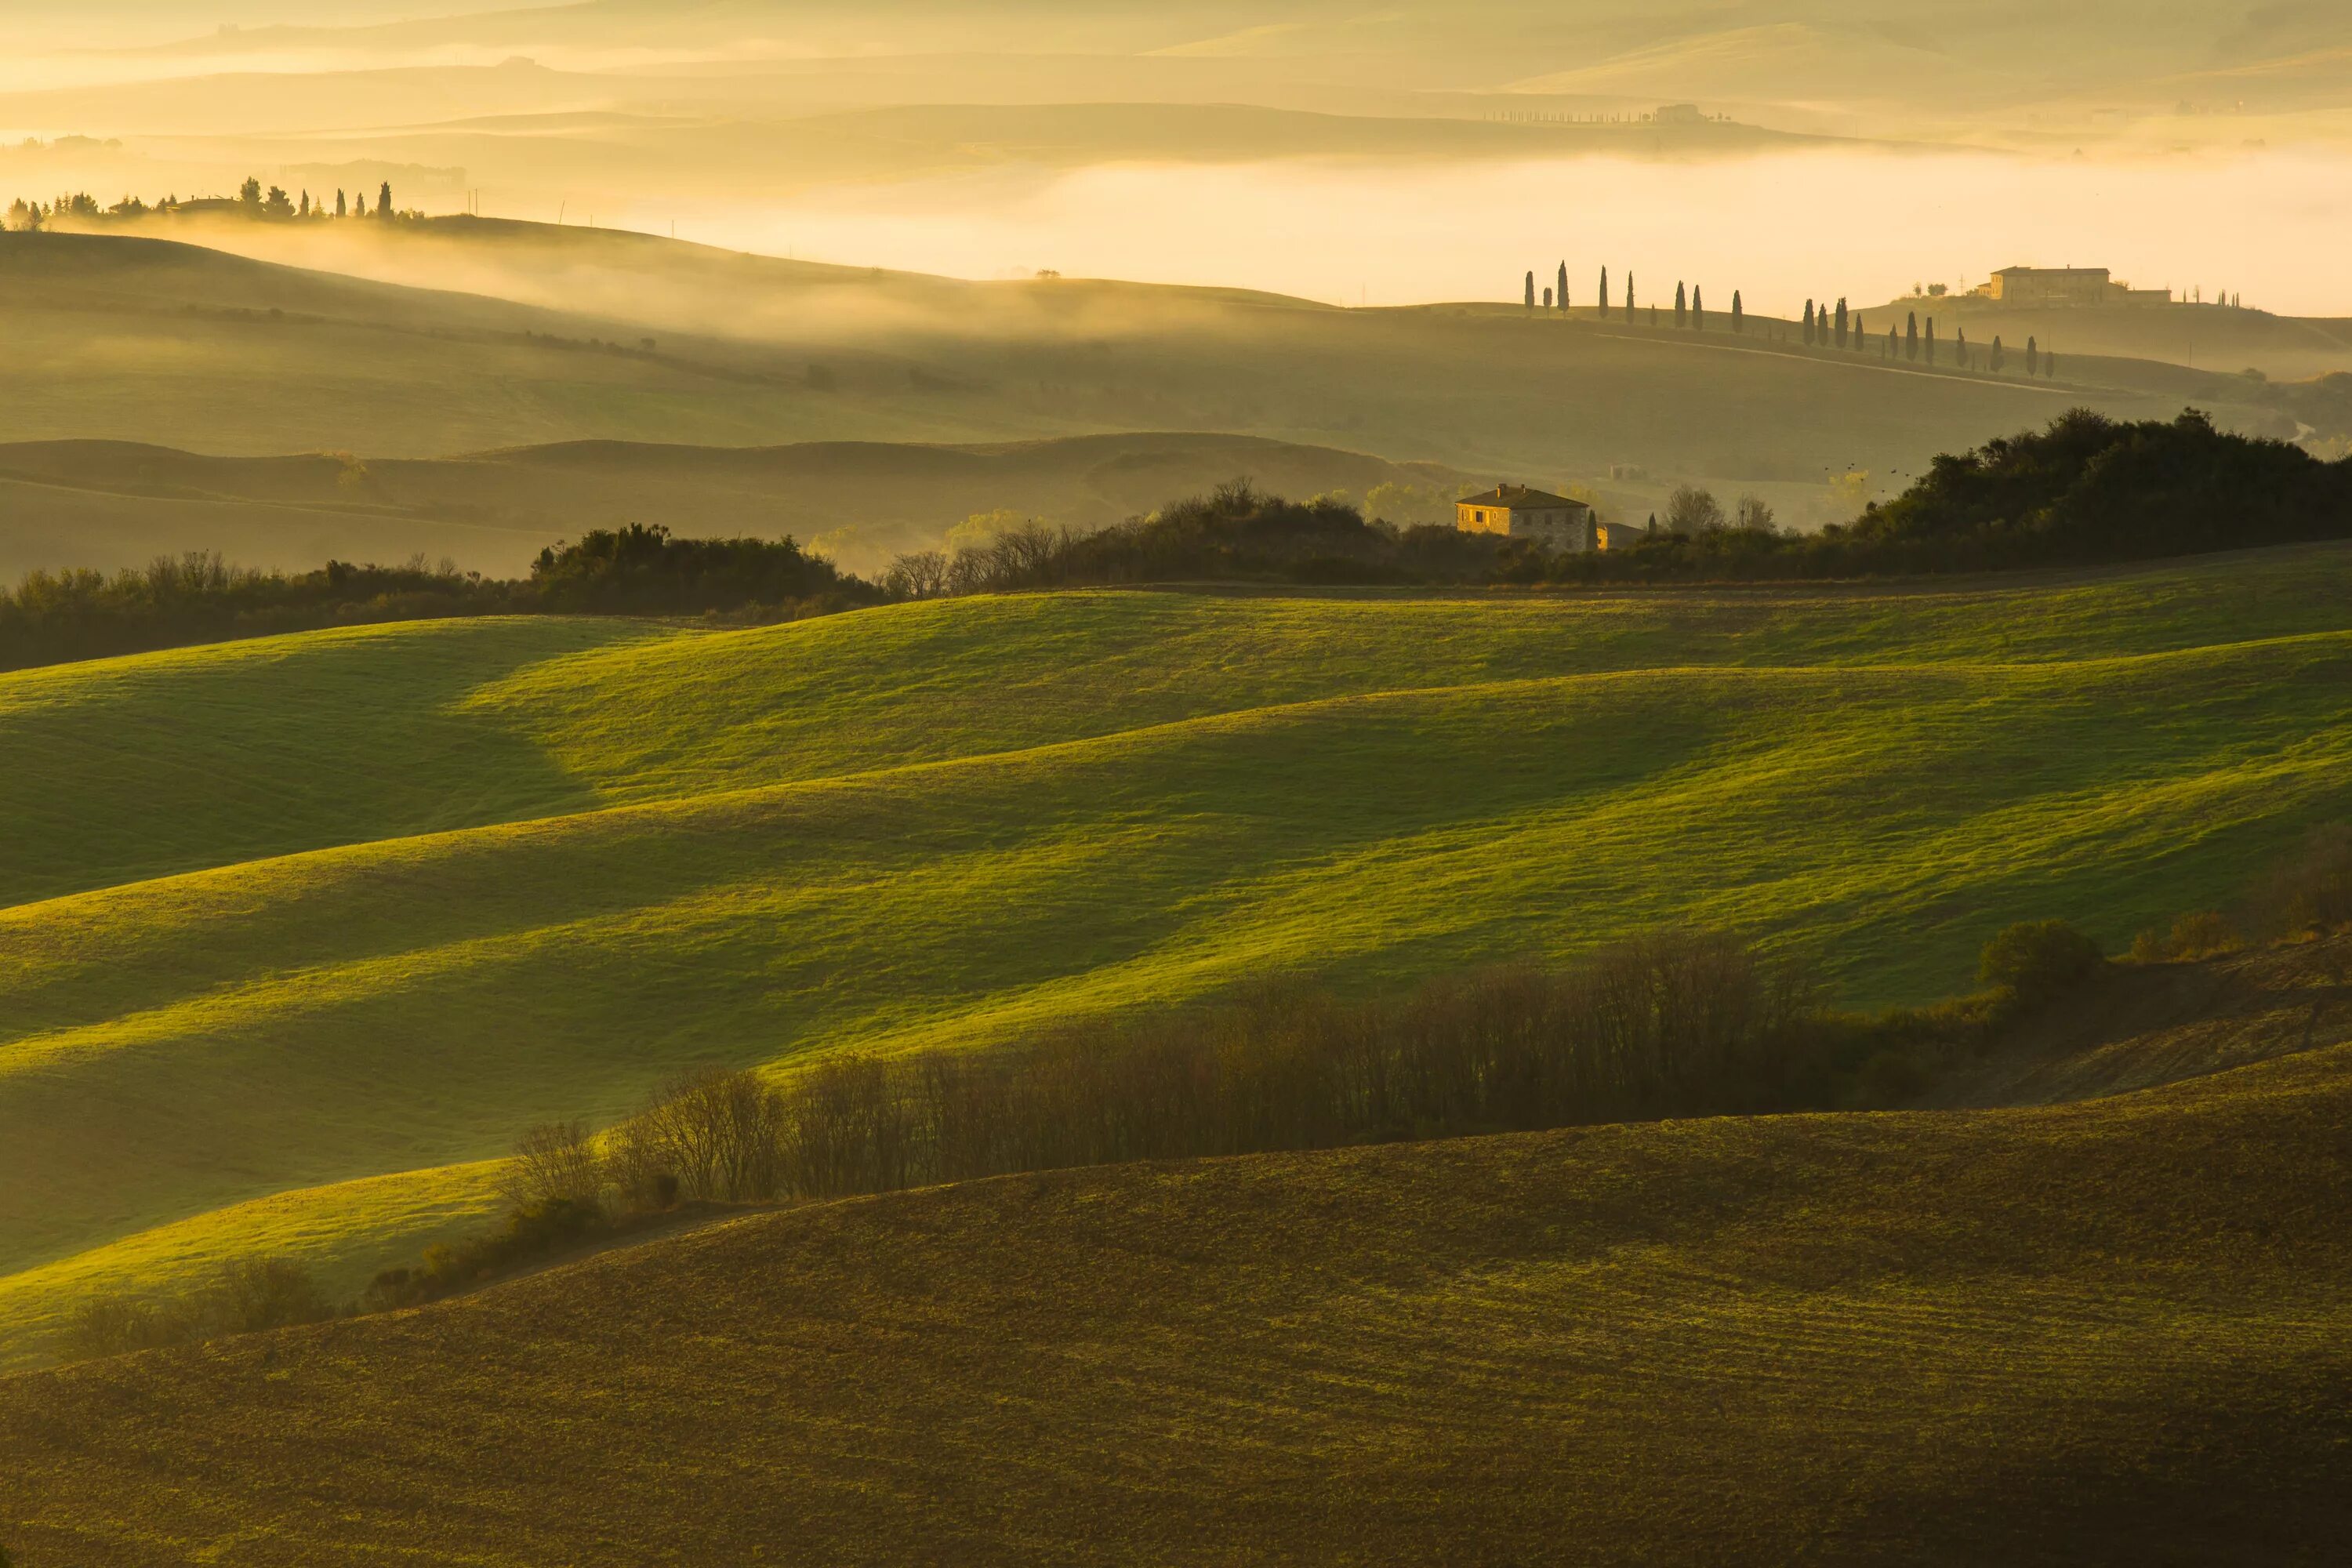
[8,223,2272,506]
[1,546,2348,1366]
[5,1033,2348,1566]
[0,230,1025,459]
[1862,293,2352,386]
[0,430,1470,579]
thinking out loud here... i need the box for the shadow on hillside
[0,617,633,909]
[1928,932,2352,1107]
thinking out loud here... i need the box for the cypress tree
[379,180,394,219]
[1558,261,1568,314]
[1803,299,1815,346]
[1906,311,1918,361]
[1732,290,1743,334]
[1835,297,1849,349]
[1626,274,1636,322]
[1543,286,1553,309]
[1692,283,1704,329]
[1526,271,1536,310]
[1991,334,2005,372]
[1599,267,1610,316]
[1955,326,1967,368]
[2026,336,2038,376]
[336,188,347,217]
[1924,318,1936,365]
[1849,312,1862,350]
[1675,281,1686,328]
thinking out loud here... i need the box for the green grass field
[6,1010,2347,1563]
[1,543,2349,1368]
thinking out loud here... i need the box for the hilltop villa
[1456,484,1600,551]
[1973,267,2171,308]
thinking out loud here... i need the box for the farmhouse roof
[1460,484,1588,510]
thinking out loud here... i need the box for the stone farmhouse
[1974,267,2171,308]
[1455,484,1602,551]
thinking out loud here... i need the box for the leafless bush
[616,1067,787,1203]
[498,1120,604,1211]
[577,934,1824,1220]
[779,1055,920,1198]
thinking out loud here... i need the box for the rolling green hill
[5,1011,2347,1563]
[0,543,2348,1368]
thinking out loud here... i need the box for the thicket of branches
[488,931,1826,1221]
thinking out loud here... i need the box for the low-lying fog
[624,145,2348,318]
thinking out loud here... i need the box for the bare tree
[1664,485,1726,535]
[620,1068,786,1203]
[499,1120,603,1211]
[885,550,951,599]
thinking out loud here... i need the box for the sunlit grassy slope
[2,545,2349,1366]
[7,1035,2348,1565]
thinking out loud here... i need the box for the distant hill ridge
[0,430,1470,579]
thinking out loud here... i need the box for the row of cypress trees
[1517,269,2058,377]
[1523,263,1748,332]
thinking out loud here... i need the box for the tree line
[7,176,412,232]
[9,407,2342,673]
[0,526,878,673]
[891,408,2352,593]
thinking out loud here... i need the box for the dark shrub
[1856,1048,1928,1107]
[365,1199,606,1311]
[1978,920,2104,1004]
[58,1257,333,1364]
[2245,823,2352,938]
[530,524,880,615]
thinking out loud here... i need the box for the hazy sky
[10,2,2352,314]
[604,146,2349,318]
